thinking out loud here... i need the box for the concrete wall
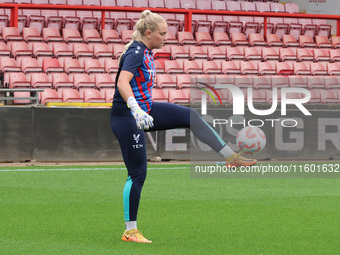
[1,106,340,162]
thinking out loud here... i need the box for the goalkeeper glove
[127,96,154,130]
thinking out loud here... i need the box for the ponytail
[118,10,165,63]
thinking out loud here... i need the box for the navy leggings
[111,102,226,221]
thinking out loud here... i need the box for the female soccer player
[111,10,256,243]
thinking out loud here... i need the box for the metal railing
[0,88,44,105]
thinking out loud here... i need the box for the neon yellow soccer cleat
[122,229,152,243]
[226,153,257,168]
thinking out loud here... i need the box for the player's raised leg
[148,102,257,167]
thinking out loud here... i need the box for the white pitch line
[0,166,189,172]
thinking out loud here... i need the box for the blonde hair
[118,10,166,63]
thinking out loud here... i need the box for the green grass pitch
[0,164,339,255]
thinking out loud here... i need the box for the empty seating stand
[0,2,339,106]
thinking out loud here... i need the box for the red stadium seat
[313,19,332,38]
[112,44,125,59]
[164,0,179,9]
[39,88,63,104]
[262,47,280,62]
[2,27,23,42]
[244,47,262,61]
[9,73,31,88]
[235,75,254,89]
[46,16,64,33]
[283,3,302,40]
[213,32,231,46]
[176,74,194,89]
[331,36,340,49]
[121,30,134,44]
[59,88,84,102]
[72,73,96,91]
[227,47,245,61]
[208,47,226,60]
[307,76,325,90]
[153,45,171,63]
[52,73,74,90]
[72,43,94,59]
[183,60,203,74]
[321,90,339,104]
[230,33,249,46]
[313,48,331,62]
[82,58,105,76]
[258,62,276,75]
[327,62,340,76]
[299,19,318,39]
[253,76,272,89]
[297,48,314,62]
[289,75,308,88]
[181,0,196,9]
[32,42,53,64]
[156,74,176,89]
[330,49,340,62]
[271,76,289,88]
[0,15,9,31]
[308,89,323,104]
[83,29,103,44]
[0,42,11,57]
[221,61,241,75]
[279,48,297,62]
[22,27,43,43]
[0,57,21,73]
[266,34,283,47]
[164,60,184,74]
[81,17,99,31]
[293,62,311,76]
[93,44,114,64]
[152,89,168,103]
[104,59,119,74]
[51,42,74,59]
[241,61,259,75]
[62,29,84,44]
[154,60,165,74]
[63,58,85,75]
[82,88,106,103]
[20,57,43,74]
[178,32,197,45]
[31,73,53,88]
[315,35,332,48]
[311,62,328,76]
[9,41,33,59]
[102,88,115,103]
[282,34,299,48]
[101,29,123,44]
[202,60,221,74]
[164,31,179,45]
[111,12,132,36]
[276,62,294,75]
[324,76,340,89]
[248,33,267,47]
[195,32,214,46]
[168,89,189,104]
[299,35,316,48]
[43,58,64,75]
[94,73,115,90]
[170,45,190,60]
[188,46,208,60]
